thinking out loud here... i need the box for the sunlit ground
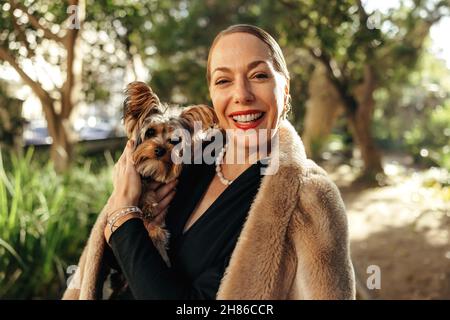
[327,155,450,299]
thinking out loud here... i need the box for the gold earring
[281,107,287,120]
[282,95,292,120]
[281,107,289,120]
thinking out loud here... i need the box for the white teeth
[232,112,263,122]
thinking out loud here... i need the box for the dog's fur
[122,81,217,266]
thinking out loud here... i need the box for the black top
[109,159,266,299]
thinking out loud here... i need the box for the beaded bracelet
[107,206,143,234]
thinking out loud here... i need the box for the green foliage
[0,147,113,299]
[373,48,450,170]
[404,101,450,169]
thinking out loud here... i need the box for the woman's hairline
[206,25,290,89]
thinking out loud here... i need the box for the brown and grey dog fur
[122,81,217,266]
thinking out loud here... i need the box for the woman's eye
[145,128,155,139]
[169,137,182,145]
[215,79,229,85]
[254,73,269,79]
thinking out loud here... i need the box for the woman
[64,24,355,300]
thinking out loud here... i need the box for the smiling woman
[207,29,289,137]
[64,24,355,300]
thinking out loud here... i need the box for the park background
[0,0,449,299]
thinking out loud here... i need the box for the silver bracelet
[107,206,143,234]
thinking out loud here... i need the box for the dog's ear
[123,81,162,138]
[180,104,218,133]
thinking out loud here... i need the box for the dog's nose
[154,146,166,158]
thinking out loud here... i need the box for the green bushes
[0,148,113,299]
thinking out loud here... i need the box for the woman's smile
[228,109,266,130]
[208,33,289,142]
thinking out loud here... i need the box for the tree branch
[0,47,43,100]
[308,46,358,114]
[278,0,298,10]
[0,45,61,140]
[356,0,369,27]
[11,10,35,58]
[10,0,64,43]
[60,0,84,119]
[423,0,448,24]
[0,47,58,127]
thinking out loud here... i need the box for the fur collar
[217,120,313,299]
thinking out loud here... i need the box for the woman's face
[208,32,288,148]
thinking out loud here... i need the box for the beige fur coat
[62,120,355,300]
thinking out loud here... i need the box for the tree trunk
[302,63,345,158]
[50,123,73,173]
[41,99,73,173]
[348,66,383,179]
[347,112,383,178]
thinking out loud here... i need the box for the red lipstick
[228,110,265,130]
[228,109,263,116]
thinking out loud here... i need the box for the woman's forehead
[210,33,272,69]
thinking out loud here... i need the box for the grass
[0,147,114,299]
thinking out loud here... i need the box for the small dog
[122,81,217,266]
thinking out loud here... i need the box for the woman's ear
[284,82,290,105]
[280,82,291,121]
[123,81,162,138]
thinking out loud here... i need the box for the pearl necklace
[215,144,233,186]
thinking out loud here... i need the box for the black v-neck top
[109,159,266,300]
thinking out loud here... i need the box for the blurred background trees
[1,0,449,175]
[0,0,86,172]
[0,0,449,299]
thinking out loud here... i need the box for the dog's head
[123,81,218,183]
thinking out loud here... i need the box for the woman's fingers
[148,181,163,191]
[113,141,131,184]
[155,179,178,200]
[117,140,177,218]
[153,189,177,218]
[119,142,129,164]
[115,142,128,171]
[125,140,134,163]
[124,140,137,175]
[147,179,178,196]
[151,179,178,217]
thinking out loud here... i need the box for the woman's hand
[145,179,178,222]
[104,139,178,244]
[109,139,141,209]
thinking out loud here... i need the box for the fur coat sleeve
[291,161,355,299]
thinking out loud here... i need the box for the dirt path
[326,158,450,300]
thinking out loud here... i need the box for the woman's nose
[233,78,255,105]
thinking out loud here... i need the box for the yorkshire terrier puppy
[122,81,217,267]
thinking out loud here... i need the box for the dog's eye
[169,137,182,145]
[145,128,155,139]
